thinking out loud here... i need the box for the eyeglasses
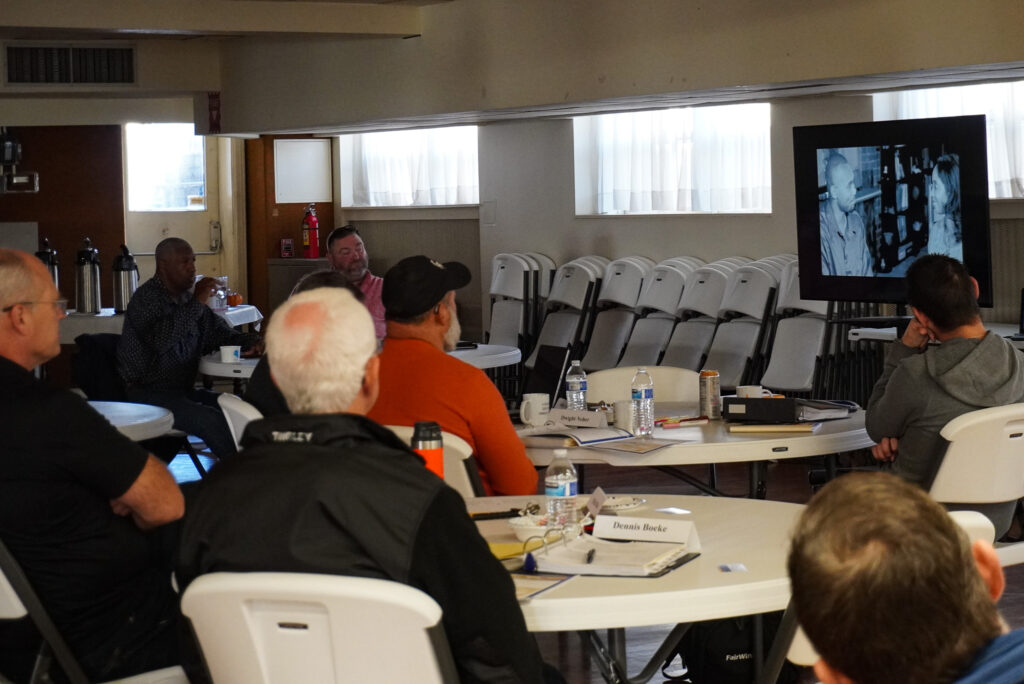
[1,298,68,315]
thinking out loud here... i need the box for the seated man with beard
[367,256,539,496]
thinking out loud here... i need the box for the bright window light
[126,123,206,211]
[574,103,772,215]
[339,126,479,207]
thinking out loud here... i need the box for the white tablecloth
[60,305,263,345]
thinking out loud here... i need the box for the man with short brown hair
[789,472,1024,684]
[325,225,385,337]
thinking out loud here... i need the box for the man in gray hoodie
[867,254,1024,533]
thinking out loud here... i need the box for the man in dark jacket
[177,286,554,683]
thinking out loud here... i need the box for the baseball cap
[383,255,472,320]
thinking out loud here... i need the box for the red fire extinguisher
[301,203,320,258]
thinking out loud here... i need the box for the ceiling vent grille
[5,45,135,85]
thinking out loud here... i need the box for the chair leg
[179,436,207,478]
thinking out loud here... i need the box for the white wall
[476,94,873,328]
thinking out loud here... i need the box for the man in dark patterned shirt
[117,237,256,458]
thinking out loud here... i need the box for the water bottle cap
[554,448,568,457]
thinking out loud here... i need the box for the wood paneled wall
[0,125,125,306]
[244,136,334,315]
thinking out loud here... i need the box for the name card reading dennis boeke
[592,515,701,550]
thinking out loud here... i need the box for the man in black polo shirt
[0,248,185,682]
[178,286,557,683]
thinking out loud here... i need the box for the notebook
[530,534,698,577]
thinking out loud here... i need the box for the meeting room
[4,2,1024,683]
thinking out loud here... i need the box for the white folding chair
[384,425,482,499]
[0,538,187,684]
[585,366,699,404]
[931,403,1024,540]
[181,572,456,684]
[217,393,264,450]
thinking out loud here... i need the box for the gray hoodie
[866,331,1024,488]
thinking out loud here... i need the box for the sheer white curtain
[343,126,479,207]
[574,103,771,214]
[874,83,1024,198]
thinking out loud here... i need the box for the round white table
[521,407,873,497]
[199,353,259,380]
[472,493,802,682]
[449,344,521,370]
[87,400,174,441]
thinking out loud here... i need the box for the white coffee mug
[520,393,550,427]
[614,400,634,431]
[220,345,241,363]
[736,385,772,398]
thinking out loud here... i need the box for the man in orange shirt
[368,255,539,496]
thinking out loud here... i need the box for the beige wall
[214,0,1024,134]
[475,95,874,329]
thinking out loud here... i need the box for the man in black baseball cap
[368,255,540,497]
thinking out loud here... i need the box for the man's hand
[242,337,265,357]
[194,276,219,305]
[901,314,933,350]
[110,499,132,516]
[872,436,899,462]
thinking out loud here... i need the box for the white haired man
[176,287,557,683]
[0,249,184,682]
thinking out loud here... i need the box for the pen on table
[471,508,522,520]
[585,548,596,564]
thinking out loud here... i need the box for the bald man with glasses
[0,249,186,682]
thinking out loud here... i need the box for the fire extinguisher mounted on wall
[302,203,320,258]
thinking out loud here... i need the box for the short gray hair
[265,287,377,414]
[0,249,39,309]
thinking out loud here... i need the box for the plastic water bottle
[565,360,588,411]
[631,367,655,437]
[545,449,578,526]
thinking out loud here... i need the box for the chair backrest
[931,403,1024,504]
[585,366,699,404]
[524,309,583,370]
[637,265,687,315]
[384,425,482,499]
[579,308,636,371]
[618,315,676,367]
[758,314,827,393]
[701,317,763,390]
[660,317,717,370]
[490,253,531,299]
[547,262,596,310]
[718,264,778,320]
[487,299,525,347]
[217,393,264,450]
[776,261,828,315]
[597,258,650,308]
[677,266,730,318]
[0,537,91,683]
[73,332,127,401]
[181,572,456,684]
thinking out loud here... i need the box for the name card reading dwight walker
[592,515,701,550]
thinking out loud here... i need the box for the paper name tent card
[532,534,697,577]
[592,515,701,549]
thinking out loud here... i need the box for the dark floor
[526,458,1024,684]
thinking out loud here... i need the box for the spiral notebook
[532,534,698,577]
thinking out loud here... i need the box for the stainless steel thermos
[112,244,139,313]
[35,237,58,290]
[74,237,101,314]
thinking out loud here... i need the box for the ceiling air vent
[6,45,135,85]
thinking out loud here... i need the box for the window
[573,103,771,215]
[339,126,479,207]
[125,123,206,211]
[873,82,1024,198]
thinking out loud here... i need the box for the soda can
[699,370,721,419]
